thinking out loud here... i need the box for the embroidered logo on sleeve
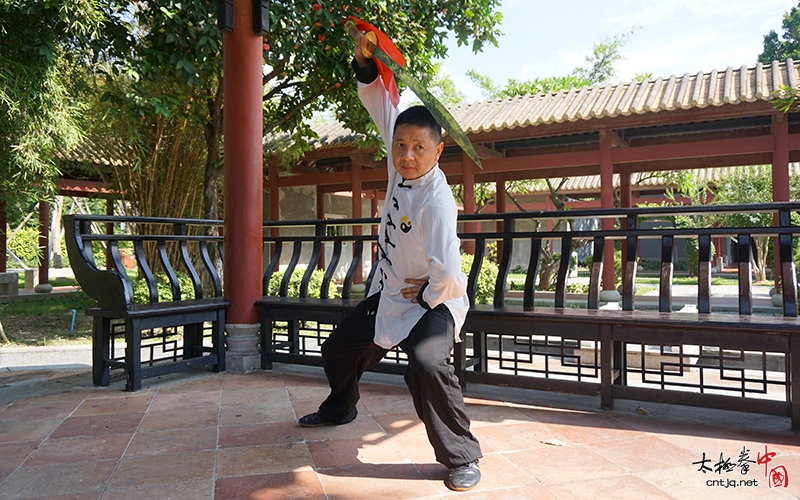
[400,216,412,233]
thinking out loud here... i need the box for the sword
[345,20,482,169]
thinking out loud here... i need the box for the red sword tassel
[346,16,406,107]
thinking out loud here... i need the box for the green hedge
[267,266,338,298]
[461,254,499,305]
[132,272,196,304]
[6,227,41,268]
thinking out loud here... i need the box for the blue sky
[435,0,796,103]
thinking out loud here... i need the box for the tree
[426,62,467,107]
[467,30,635,99]
[759,2,800,64]
[760,3,800,113]
[460,30,634,289]
[0,0,105,208]
[711,166,800,283]
[97,0,503,222]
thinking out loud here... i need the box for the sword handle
[345,20,378,59]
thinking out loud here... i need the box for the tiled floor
[1,365,800,499]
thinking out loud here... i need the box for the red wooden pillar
[772,113,790,290]
[599,131,615,292]
[351,156,363,283]
[38,201,49,286]
[222,0,263,327]
[462,153,476,254]
[0,200,6,273]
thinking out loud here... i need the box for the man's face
[391,124,444,180]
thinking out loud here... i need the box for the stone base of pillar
[226,323,260,373]
[34,283,52,294]
[599,289,620,302]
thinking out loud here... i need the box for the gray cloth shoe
[447,460,481,491]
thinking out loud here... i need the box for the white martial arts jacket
[357,66,470,349]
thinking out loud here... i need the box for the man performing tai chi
[296,26,483,492]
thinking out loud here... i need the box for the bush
[7,227,41,268]
[795,249,800,296]
[511,264,526,274]
[267,266,337,298]
[566,283,590,294]
[684,239,716,277]
[461,254,499,305]
[639,259,661,271]
[132,272,196,304]
[540,252,577,270]
[576,252,621,285]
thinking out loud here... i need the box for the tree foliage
[93,0,502,220]
[467,30,634,100]
[758,2,800,64]
[0,0,105,206]
[711,166,800,283]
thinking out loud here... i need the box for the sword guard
[345,20,378,60]
[361,31,378,59]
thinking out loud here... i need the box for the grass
[636,276,740,286]
[0,293,95,347]
[16,274,79,289]
[510,272,741,287]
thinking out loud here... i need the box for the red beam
[613,134,773,163]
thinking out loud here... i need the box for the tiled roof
[451,60,797,134]
[301,59,796,149]
[264,121,363,152]
[527,164,800,195]
[57,136,132,167]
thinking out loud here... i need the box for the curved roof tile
[292,59,796,149]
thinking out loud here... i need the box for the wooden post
[619,168,632,270]
[462,153,476,255]
[773,113,790,291]
[351,156,363,283]
[599,131,615,292]
[38,201,49,286]
[496,175,506,261]
[371,193,379,271]
[317,187,326,270]
[269,163,280,262]
[105,198,114,269]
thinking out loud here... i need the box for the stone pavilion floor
[1,364,800,499]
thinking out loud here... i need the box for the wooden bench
[64,214,229,391]
[257,202,800,429]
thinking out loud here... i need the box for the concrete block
[0,272,19,296]
[24,269,36,289]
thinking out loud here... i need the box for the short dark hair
[394,105,442,143]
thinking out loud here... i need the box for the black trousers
[317,293,482,468]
